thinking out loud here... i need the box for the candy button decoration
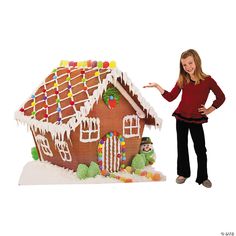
[95,71,100,76]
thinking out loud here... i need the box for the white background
[1,0,235,235]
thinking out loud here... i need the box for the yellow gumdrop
[77,61,83,67]
[81,61,87,67]
[67,92,72,98]
[125,166,133,173]
[109,61,116,69]
[120,177,126,182]
[147,172,153,179]
[31,101,36,107]
[54,83,58,88]
[60,60,68,67]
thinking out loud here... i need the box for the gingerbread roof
[15,60,162,140]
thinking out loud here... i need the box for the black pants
[176,120,208,184]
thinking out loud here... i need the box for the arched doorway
[97,131,126,172]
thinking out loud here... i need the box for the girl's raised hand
[143,83,165,94]
[143,82,159,88]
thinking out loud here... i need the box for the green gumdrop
[87,161,100,178]
[76,164,89,179]
[31,147,39,160]
[131,154,146,170]
[97,61,103,68]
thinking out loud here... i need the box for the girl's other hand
[198,105,216,115]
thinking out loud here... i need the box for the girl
[144,49,225,188]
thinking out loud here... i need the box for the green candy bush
[76,164,89,179]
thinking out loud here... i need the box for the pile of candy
[100,166,161,183]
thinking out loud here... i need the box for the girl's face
[181,56,196,76]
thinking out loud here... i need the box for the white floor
[19,160,166,185]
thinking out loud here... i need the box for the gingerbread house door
[97,131,126,172]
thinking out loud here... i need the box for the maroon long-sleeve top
[162,76,225,124]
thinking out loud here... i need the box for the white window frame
[55,140,72,162]
[35,135,53,157]
[123,115,140,138]
[80,117,100,142]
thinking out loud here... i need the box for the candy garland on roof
[60,60,116,69]
[16,60,162,144]
[19,61,116,124]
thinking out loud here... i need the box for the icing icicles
[15,60,162,143]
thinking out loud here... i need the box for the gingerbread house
[15,60,162,172]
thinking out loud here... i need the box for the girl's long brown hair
[178,49,209,88]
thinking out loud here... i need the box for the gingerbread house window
[123,115,140,138]
[55,140,72,162]
[35,135,53,157]
[80,117,100,142]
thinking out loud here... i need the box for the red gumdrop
[140,171,148,176]
[103,61,109,68]
[125,178,133,183]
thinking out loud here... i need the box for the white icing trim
[35,135,53,157]
[15,111,71,141]
[123,115,140,138]
[105,138,109,171]
[110,78,145,119]
[102,142,105,170]
[109,136,113,172]
[55,139,72,162]
[80,117,100,143]
[117,139,121,171]
[16,67,162,141]
[114,136,117,171]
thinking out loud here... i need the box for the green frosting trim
[31,147,39,160]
